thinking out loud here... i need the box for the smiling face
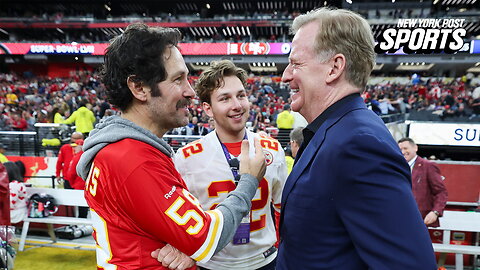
[398,141,418,162]
[203,75,250,142]
[147,46,195,132]
[281,21,332,123]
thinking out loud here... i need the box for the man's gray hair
[291,7,375,89]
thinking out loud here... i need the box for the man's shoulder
[416,156,438,168]
[255,133,282,153]
[98,139,169,165]
[59,143,72,151]
[175,133,216,160]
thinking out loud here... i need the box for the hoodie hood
[77,106,91,116]
[76,115,173,179]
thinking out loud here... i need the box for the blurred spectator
[0,144,8,163]
[48,106,65,124]
[56,132,84,189]
[208,118,215,132]
[65,139,88,218]
[4,161,28,224]
[63,100,96,136]
[10,112,28,131]
[286,127,304,174]
[0,163,9,225]
[284,146,294,175]
[192,121,209,136]
[276,104,294,147]
[14,160,26,179]
[289,127,304,161]
[5,89,18,105]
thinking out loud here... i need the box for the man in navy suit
[277,7,437,269]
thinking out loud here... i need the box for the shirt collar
[408,155,418,168]
[301,93,360,149]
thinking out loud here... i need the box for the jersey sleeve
[174,140,203,177]
[117,161,224,263]
[255,134,287,213]
[174,147,187,176]
[271,142,288,213]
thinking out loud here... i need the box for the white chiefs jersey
[174,129,287,270]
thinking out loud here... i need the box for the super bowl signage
[409,122,480,147]
[375,18,467,54]
[29,44,95,54]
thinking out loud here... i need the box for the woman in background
[4,162,28,223]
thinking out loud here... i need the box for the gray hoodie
[76,115,259,255]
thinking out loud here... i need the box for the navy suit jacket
[277,96,436,270]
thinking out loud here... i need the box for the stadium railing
[1,113,405,157]
[380,113,406,124]
[0,131,39,156]
[430,211,480,270]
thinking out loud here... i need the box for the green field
[14,246,96,270]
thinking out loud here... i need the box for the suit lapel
[280,96,367,226]
[411,156,423,183]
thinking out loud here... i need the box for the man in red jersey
[76,23,266,270]
[56,132,84,189]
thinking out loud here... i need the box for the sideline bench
[18,187,92,251]
[431,210,480,270]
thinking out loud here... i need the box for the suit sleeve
[333,133,436,269]
[426,162,448,215]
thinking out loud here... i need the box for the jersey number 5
[165,189,205,235]
[85,165,100,196]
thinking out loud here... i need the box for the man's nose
[232,97,242,109]
[282,64,293,83]
[184,83,196,98]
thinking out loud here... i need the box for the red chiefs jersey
[84,139,223,270]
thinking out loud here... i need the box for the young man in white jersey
[172,60,287,270]
[77,24,267,270]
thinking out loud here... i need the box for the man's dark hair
[398,137,416,145]
[100,23,182,111]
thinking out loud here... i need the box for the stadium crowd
[0,70,479,136]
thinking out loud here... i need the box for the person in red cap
[56,132,84,189]
[65,139,88,218]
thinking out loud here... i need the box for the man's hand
[151,244,195,270]
[239,137,266,182]
[424,211,439,225]
[55,177,63,185]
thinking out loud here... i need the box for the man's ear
[202,102,214,118]
[127,75,148,102]
[326,54,346,84]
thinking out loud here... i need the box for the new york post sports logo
[375,18,467,54]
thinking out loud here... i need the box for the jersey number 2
[208,178,269,231]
